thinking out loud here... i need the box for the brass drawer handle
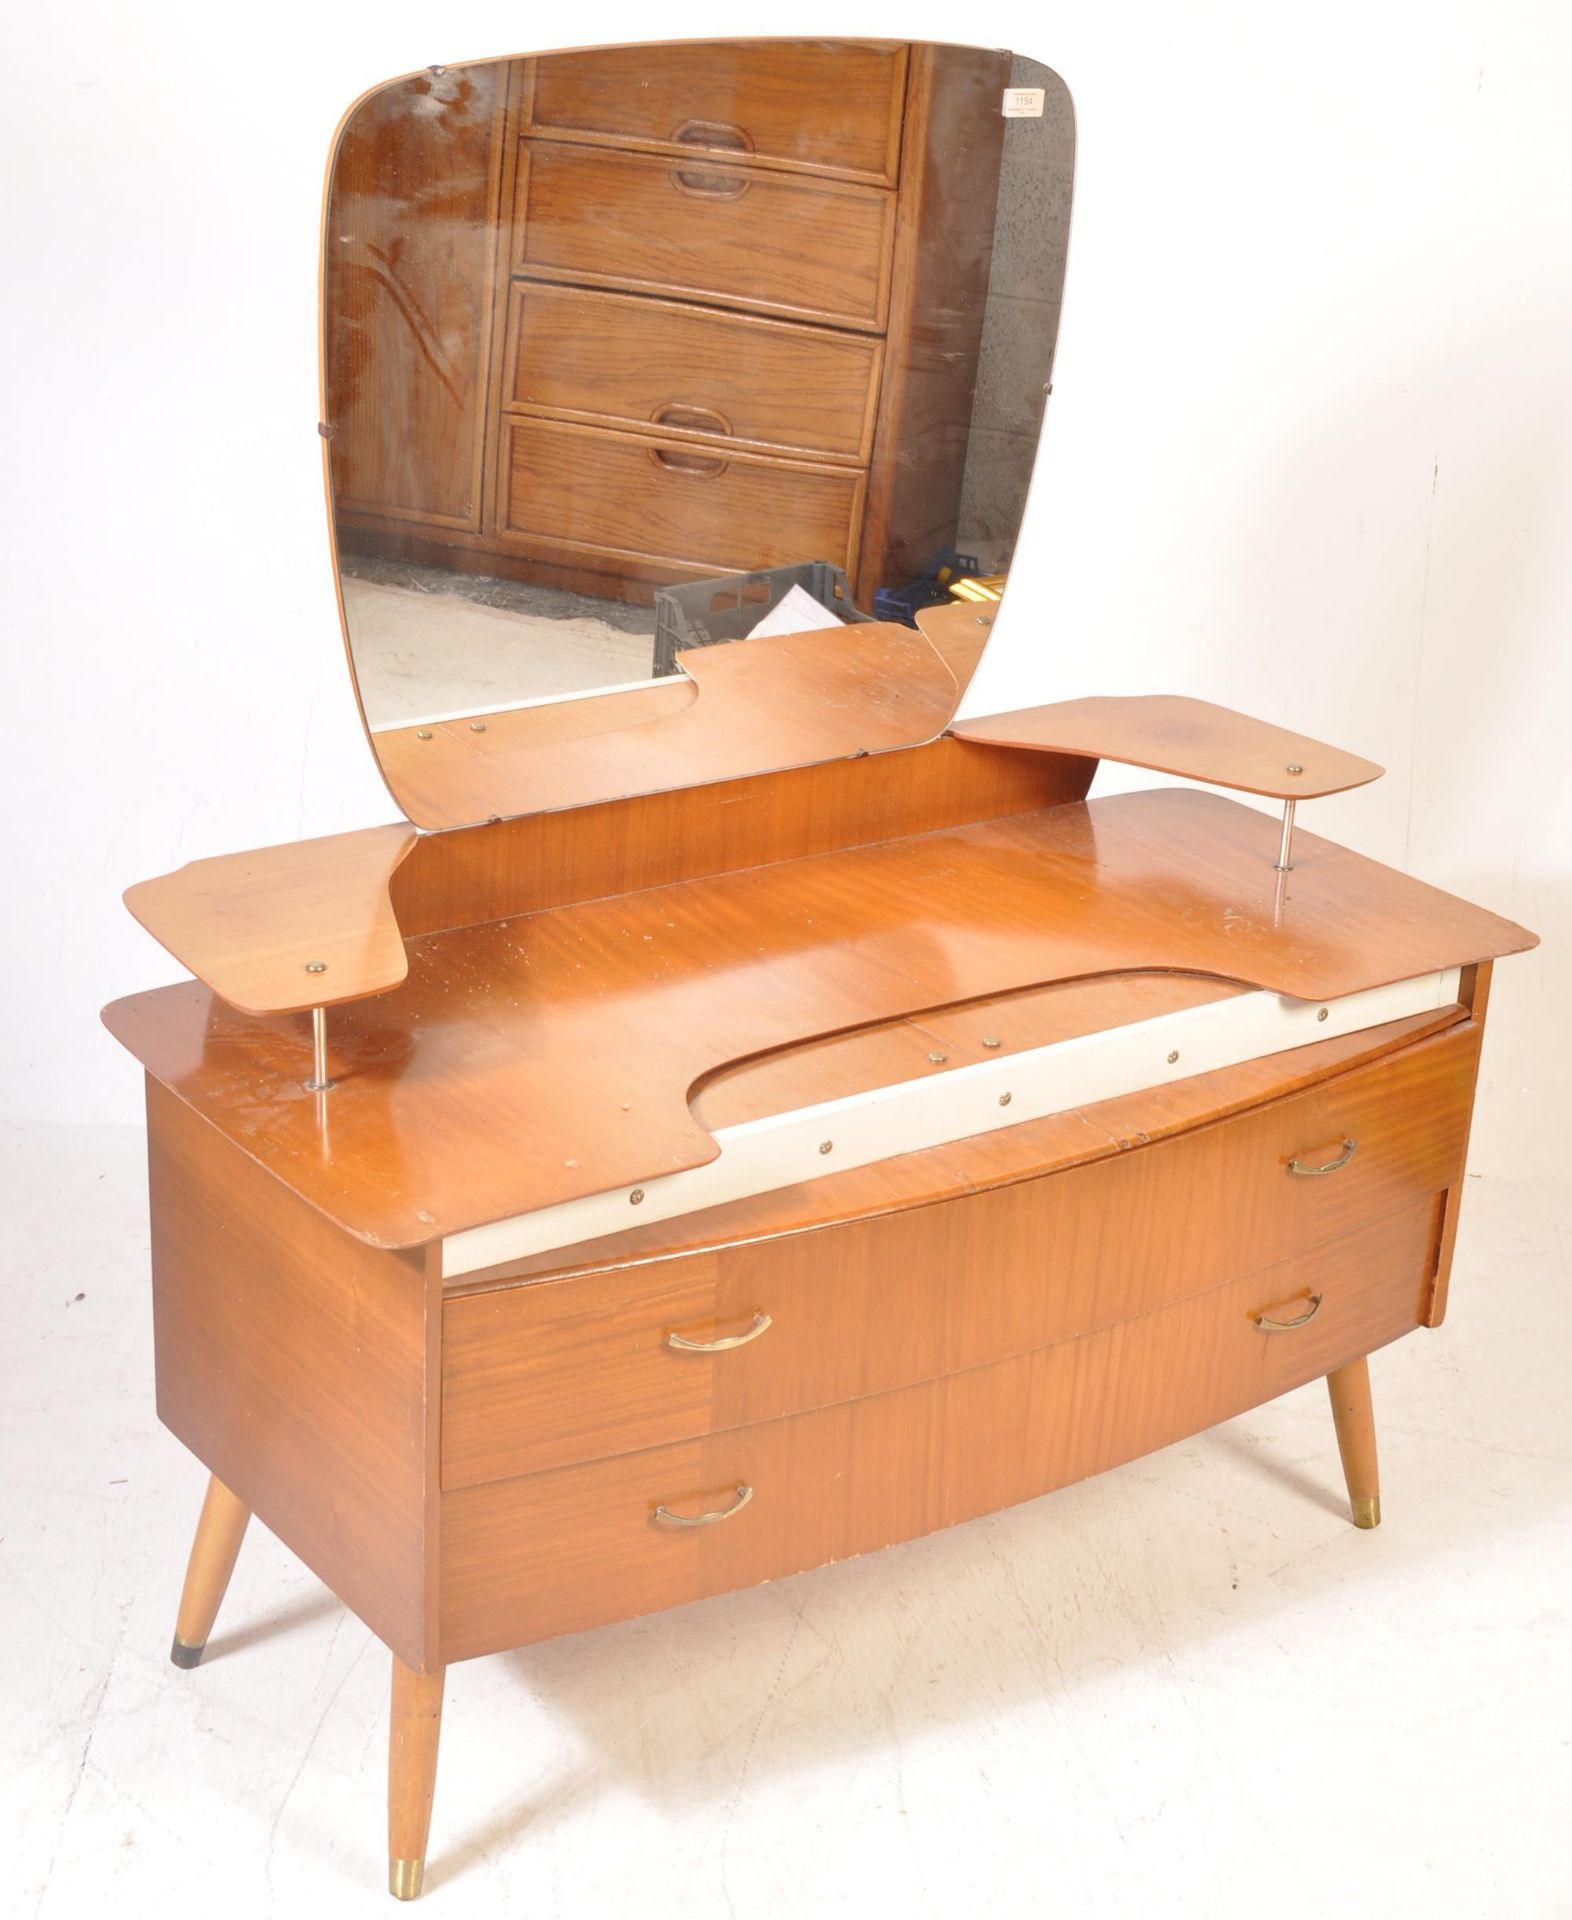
[1287,1137,1358,1177]
[1254,1292,1324,1332]
[667,1310,772,1353]
[653,1484,754,1528]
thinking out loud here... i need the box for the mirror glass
[323,38,1072,827]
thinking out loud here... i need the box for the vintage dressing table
[103,39,1536,1900]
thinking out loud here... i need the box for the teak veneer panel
[439,1199,1441,1658]
[690,972,1242,1127]
[390,734,1079,935]
[442,1021,1480,1484]
[454,1002,1470,1285]
[104,789,1531,1251]
[952,696,1384,799]
[373,676,697,759]
[915,600,995,696]
[146,1081,437,1670]
[376,620,958,828]
[124,824,417,1016]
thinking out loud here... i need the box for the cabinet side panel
[145,1080,438,1667]
[1426,960,1492,1327]
[858,44,1010,600]
[325,63,507,530]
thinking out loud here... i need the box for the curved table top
[104,788,1533,1249]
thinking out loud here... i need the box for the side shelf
[123,825,418,1016]
[951,695,1383,799]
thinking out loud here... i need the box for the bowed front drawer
[439,1197,1442,1659]
[441,1020,1479,1489]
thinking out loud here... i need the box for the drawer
[523,41,909,186]
[513,140,896,332]
[440,1199,1441,1658]
[497,415,864,580]
[504,282,883,463]
[441,1023,1479,1487]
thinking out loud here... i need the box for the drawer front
[514,141,896,332]
[441,1199,1441,1658]
[442,1023,1479,1487]
[523,42,909,186]
[498,415,863,578]
[505,282,883,463]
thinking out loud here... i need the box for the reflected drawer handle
[1287,1137,1358,1177]
[651,401,734,439]
[653,1484,754,1528]
[671,165,750,201]
[667,1310,773,1353]
[1254,1292,1324,1332]
[672,117,754,156]
[649,443,729,478]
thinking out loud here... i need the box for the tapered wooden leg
[1327,1356,1381,1529]
[170,1473,251,1667]
[389,1656,445,1900]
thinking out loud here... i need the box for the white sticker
[1002,87,1045,118]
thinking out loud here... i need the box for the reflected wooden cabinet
[326,40,1009,605]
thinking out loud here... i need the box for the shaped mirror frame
[321,38,1073,828]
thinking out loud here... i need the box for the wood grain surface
[495,414,865,580]
[324,65,507,530]
[913,600,997,695]
[123,825,417,1015]
[520,39,909,184]
[104,789,1531,1249]
[441,1021,1479,1485]
[146,1081,439,1670]
[952,695,1384,798]
[439,1198,1441,1658]
[513,139,896,332]
[389,735,1081,936]
[374,618,959,828]
[503,281,883,462]
[855,43,1009,599]
[449,1001,1469,1286]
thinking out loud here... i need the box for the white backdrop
[4,0,1567,1177]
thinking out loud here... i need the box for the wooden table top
[952,696,1383,798]
[103,789,1534,1250]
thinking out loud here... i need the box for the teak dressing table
[104,37,1536,1901]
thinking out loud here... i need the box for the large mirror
[322,39,1072,827]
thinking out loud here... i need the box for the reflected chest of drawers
[326,38,1014,604]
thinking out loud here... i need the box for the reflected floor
[341,557,658,729]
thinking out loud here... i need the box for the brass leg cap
[1352,1494,1381,1530]
[389,1858,425,1901]
[169,1635,206,1669]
